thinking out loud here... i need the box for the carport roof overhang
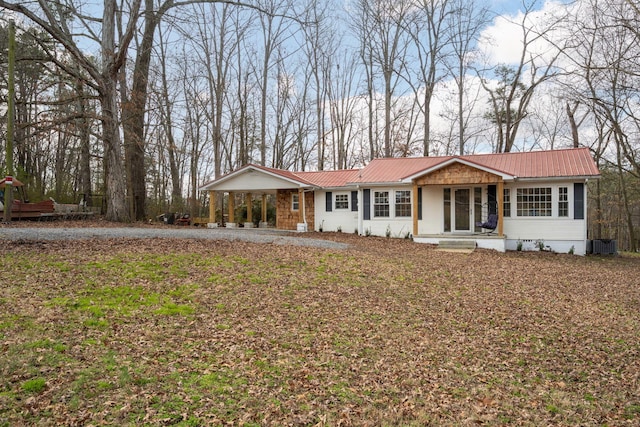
[198,165,315,194]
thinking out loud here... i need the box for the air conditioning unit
[591,239,617,255]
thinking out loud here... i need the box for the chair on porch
[476,213,498,233]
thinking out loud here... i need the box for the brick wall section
[276,190,315,230]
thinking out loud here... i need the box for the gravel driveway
[0,226,349,250]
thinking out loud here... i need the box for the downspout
[302,189,309,226]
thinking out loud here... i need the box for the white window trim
[394,190,412,218]
[335,193,349,210]
[366,188,415,220]
[558,186,569,217]
[291,193,299,211]
[508,184,573,219]
[503,188,511,217]
[373,190,390,218]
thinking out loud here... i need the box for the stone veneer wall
[276,190,315,231]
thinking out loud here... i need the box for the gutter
[510,175,599,183]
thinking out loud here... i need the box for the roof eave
[510,175,601,183]
[349,181,410,187]
[320,185,359,191]
[199,164,314,191]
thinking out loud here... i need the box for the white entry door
[453,188,472,232]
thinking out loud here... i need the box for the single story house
[199,148,600,255]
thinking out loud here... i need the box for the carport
[198,164,315,231]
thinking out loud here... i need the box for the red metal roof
[352,157,446,184]
[200,163,360,190]
[244,164,361,187]
[462,148,600,179]
[201,148,600,191]
[294,169,360,188]
[351,148,600,184]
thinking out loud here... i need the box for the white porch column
[497,180,504,236]
[412,182,419,237]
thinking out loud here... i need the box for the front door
[454,188,471,232]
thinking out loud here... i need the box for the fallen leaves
[0,231,639,425]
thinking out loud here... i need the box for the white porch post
[412,182,419,237]
[497,180,504,236]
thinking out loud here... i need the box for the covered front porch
[406,158,514,252]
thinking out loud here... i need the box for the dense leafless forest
[0,0,638,249]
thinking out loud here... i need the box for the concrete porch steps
[436,240,477,252]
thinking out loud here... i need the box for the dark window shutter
[363,189,371,220]
[326,192,332,212]
[574,183,584,219]
[418,187,423,220]
[351,191,358,211]
[488,185,497,215]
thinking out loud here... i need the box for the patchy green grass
[21,378,46,394]
[0,235,638,426]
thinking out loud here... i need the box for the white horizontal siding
[314,191,358,233]
[359,186,414,237]
[218,172,301,191]
[420,187,443,235]
[503,218,586,241]
[504,238,587,255]
[362,219,414,238]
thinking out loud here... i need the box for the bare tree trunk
[616,138,637,251]
[76,79,92,208]
[259,12,274,167]
[447,0,489,155]
[595,178,602,239]
[365,56,376,161]
[566,101,580,148]
[360,36,379,162]
[100,81,129,222]
[101,0,130,221]
[384,68,392,158]
[458,71,464,155]
[208,4,231,179]
[121,0,161,221]
[406,0,458,157]
[302,2,332,170]
[157,24,182,211]
[237,62,249,166]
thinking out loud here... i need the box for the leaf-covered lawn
[0,234,639,426]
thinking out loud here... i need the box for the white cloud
[478,1,569,66]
